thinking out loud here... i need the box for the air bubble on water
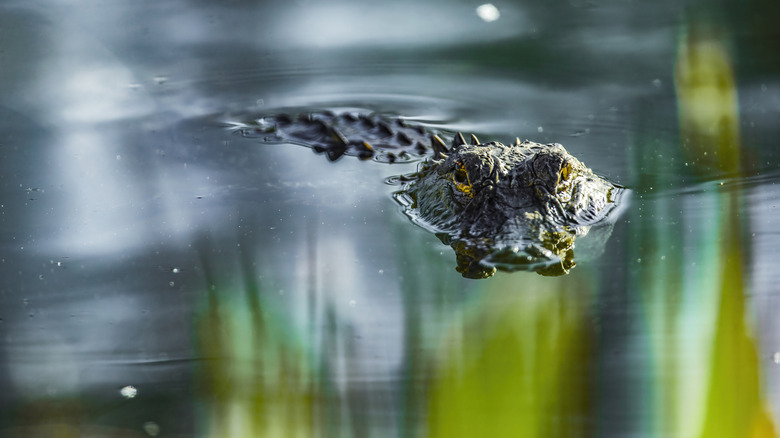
[169,281,175,287]
[171,267,180,274]
[120,385,137,399]
[652,79,662,88]
[378,269,384,275]
[537,126,544,133]
[143,421,161,437]
[476,3,500,22]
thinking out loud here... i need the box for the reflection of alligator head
[230,111,626,278]
[395,133,625,278]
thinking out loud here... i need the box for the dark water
[1,0,780,437]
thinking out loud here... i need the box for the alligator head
[395,133,625,278]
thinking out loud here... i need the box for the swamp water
[1,0,779,436]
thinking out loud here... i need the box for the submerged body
[233,111,625,278]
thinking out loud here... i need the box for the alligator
[231,111,626,278]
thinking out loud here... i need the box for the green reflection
[194,247,315,437]
[427,273,595,438]
[625,9,778,438]
[674,14,777,438]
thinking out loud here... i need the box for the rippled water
[1,0,780,436]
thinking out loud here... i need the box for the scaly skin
[232,111,625,278]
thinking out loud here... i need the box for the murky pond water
[2,0,780,436]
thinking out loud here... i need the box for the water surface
[1,0,780,437]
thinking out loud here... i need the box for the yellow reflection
[675,18,741,175]
[698,199,775,438]
[427,273,593,438]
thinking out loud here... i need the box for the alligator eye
[450,162,474,199]
[559,161,572,182]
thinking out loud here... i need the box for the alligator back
[231,111,440,163]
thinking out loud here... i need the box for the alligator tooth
[470,133,480,145]
[432,135,450,157]
[515,137,522,146]
[452,132,467,149]
[362,141,374,151]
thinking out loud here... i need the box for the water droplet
[652,78,662,88]
[378,269,384,275]
[171,267,180,274]
[773,352,780,364]
[349,300,357,307]
[120,385,137,399]
[537,126,544,133]
[168,281,175,287]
